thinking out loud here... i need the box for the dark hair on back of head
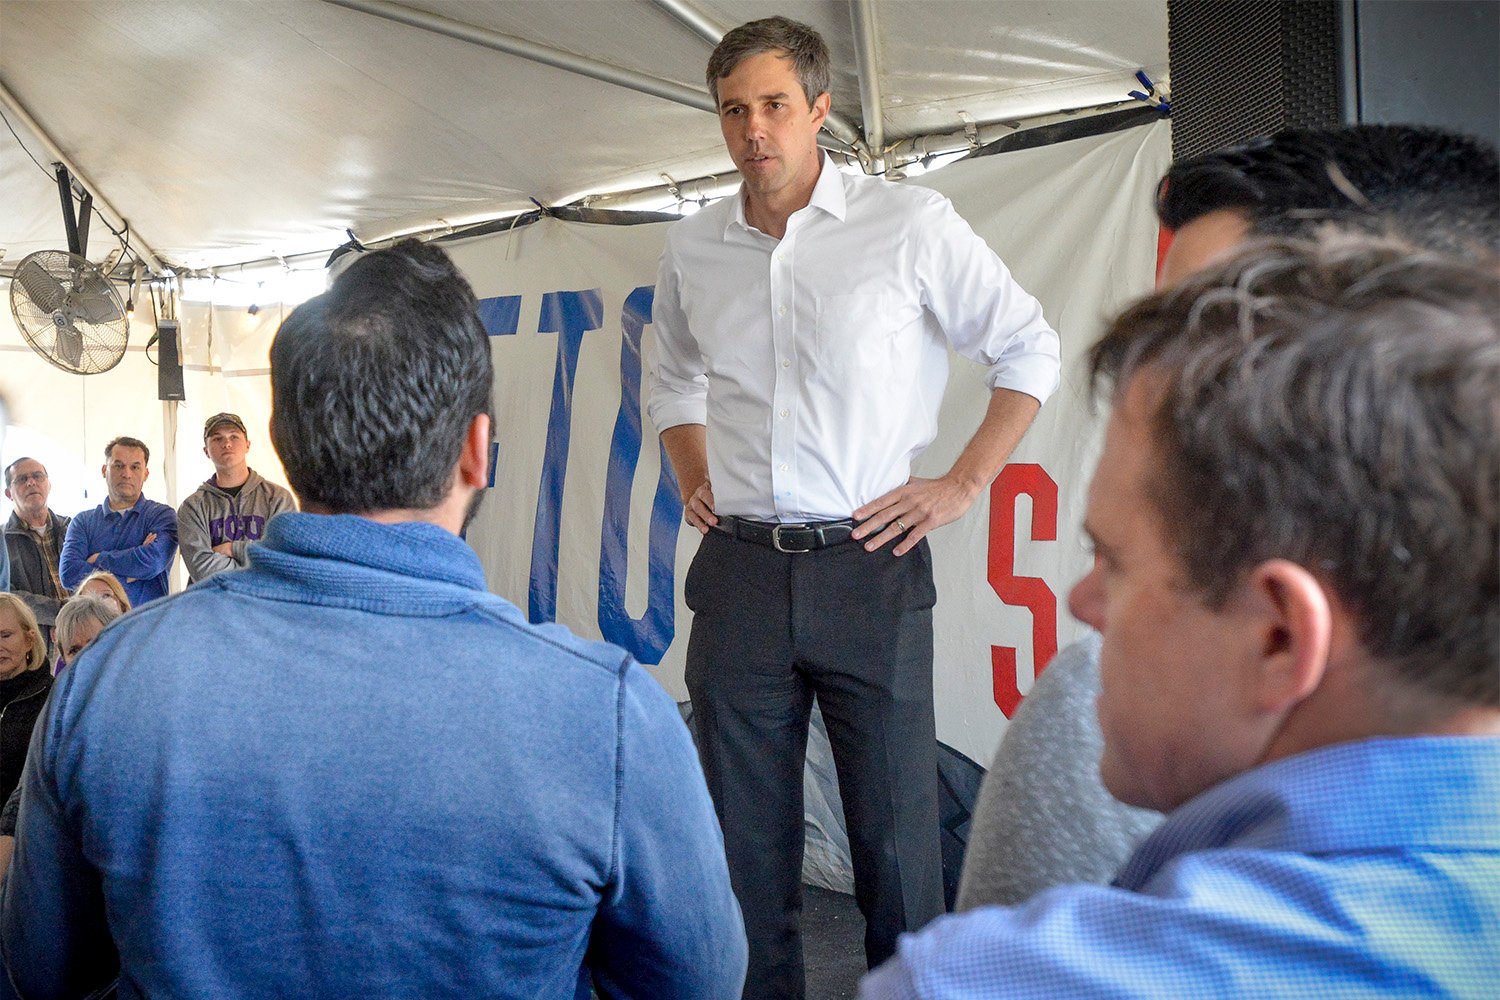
[1158,125,1500,257]
[270,239,493,514]
[1089,233,1499,707]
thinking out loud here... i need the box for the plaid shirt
[27,522,66,600]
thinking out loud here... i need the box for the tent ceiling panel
[0,0,1165,271]
[692,1,1168,135]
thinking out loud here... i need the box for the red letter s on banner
[987,464,1058,718]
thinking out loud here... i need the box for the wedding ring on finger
[895,519,908,532]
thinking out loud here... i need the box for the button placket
[769,237,796,516]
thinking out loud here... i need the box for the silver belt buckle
[771,523,813,554]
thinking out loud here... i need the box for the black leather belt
[714,516,859,553]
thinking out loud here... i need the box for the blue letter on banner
[598,286,682,663]
[477,295,522,337]
[529,289,604,623]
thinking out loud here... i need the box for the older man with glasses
[3,458,72,651]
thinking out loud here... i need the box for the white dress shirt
[648,155,1060,522]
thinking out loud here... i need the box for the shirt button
[782,359,791,368]
[779,409,789,418]
[778,306,787,316]
[779,463,789,472]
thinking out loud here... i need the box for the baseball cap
[203,412,248,441]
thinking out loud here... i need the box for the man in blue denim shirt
[863,237,1500,998]
[1,240,746,999]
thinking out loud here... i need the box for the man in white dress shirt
[647,17,1060,999]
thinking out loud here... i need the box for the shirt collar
[1114,736,1500,891]
[724,151,847,239]
[239,511,488,607]
[101,495,147,518]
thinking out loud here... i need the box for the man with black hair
[1157,123,1499,284]
[649,18,1059,996]
[1,240,746,998]
[958,123,1500,915]
[866,234,1500,999]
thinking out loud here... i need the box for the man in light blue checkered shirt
[863,233,1500,999]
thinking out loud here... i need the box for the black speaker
[156,320,185,401]
[1167,0,1344,161]
[1349,0,1499,146]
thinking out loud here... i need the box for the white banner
[451,120,1171,769]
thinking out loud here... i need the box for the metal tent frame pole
[649,0,869,158]
[0,76,167,274]
[650,0,724,46]
[326,0,715,111]
[848,0,886,171]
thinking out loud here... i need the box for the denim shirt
[1,512,745,999]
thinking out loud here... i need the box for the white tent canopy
[0,0,1167,271]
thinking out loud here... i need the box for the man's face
[102,445,149,507]
[204,425,250,476]
[1159,208,1251,289]
[62,616,106,662]
[1068,376,1266,812]
[4,459,50,521]
[716,50,830,204]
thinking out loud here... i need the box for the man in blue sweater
[1,240,746,999]
[59,436,177,606]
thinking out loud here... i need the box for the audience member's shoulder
[465,595,638,678]
[1017,632,1104,716]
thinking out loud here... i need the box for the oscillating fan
[9,249,129,374]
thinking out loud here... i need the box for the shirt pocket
[814,292,898,373]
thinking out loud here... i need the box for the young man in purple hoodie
[177,412,295,583]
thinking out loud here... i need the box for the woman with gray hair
[54,594,122,671]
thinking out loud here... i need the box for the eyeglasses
[9,471,46,486]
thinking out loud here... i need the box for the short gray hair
[1089,232,1499,706]
[56,594,122,652]
[707,16,830,107]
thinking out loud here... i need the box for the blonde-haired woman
[0,592,53,809]
[76,569,132,613]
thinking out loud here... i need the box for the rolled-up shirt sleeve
[912,190,1061,405]
[645,242,710,433]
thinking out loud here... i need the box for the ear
[810,91,831,130]
[457,413,491,491]
[203,445,211,461]
[2,488,11,503]
[1244,559,1334,713]
[100,463,108,480]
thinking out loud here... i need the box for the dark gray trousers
[684,529,945,1000]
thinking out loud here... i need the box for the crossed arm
[59,507,178,588]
